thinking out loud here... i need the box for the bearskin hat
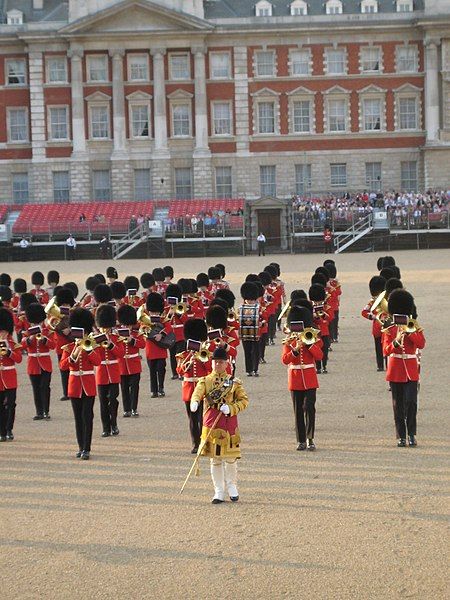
[385,278,403,297]
[55,288,75,307]
[140,272,155,289]
[123,276,139,293]
[110,281,126,300]
[254,282,264,299]
[106,266,118,280]
[26,302,45,324]
[47,270,60,285]
[53,286,63,296]
[315,266,330,281]
[240,282,259,301]
[177,278,191,294]
[388,289,414,317]
[210,298,229,312]
[324,262,337,279]
[382,256,396,268]
[215,263,226,278]
[0,307,14,334]
[391,266,402,279]
[369,276,386,297]
[184,318,208,342]
[0,285,12,303]
[269,262,281,277]
[290,289,307,302]
[309,284,326,302]
[292,298,314,313]
[189,279,198,294]
[264,264,277,279]
[206,305,228,329]
[215,288,235,308]
[152,268,165,282]
[31,271,44,286]
[245,273,260,283]
[95,273,106,284]
[208,266,221,281]
[258,271,272,287]
[0,273,11,287]
[20,293,36,312]
[287,305,313,328]
[165,283,182,301]
[311,273,328,287]
[380,267,395,281]
[94,283,113,304]
[163,265,174,279]
[117,304,137,326]
[323,259,335,267]
[69,307,94,334]
[86,276,100,292]
[146,292,164,313]
[63,282,78,300]
[376,256,385,271]
[95,304,117,329]
[196,272,209,288]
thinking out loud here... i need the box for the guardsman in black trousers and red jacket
[117,304,145,417]
[50,287,76,401]
[361,275,387,371]
[0,308,22,441]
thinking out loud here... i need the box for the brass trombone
[402,318,421,334]
[174,302,189,316]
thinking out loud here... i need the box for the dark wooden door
[257,210,281,247]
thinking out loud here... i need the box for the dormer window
[290,0,308,15]
[255,1,273,17]
[326,0,343,14]
[361,0,378,13]
[7,10,23,25]
[396,0,413,12]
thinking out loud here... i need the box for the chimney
[33,0,44,9]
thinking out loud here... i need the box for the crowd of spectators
[164,207,244,235]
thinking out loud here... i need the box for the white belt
[289,364,315,370]
[124,353,139,359]
[71,370,94,376]
[173,324,183,329]
[100,360,118,365]
[183,377,199,382]
[29,352,50,357]
[392,354,417,360]
[0,365,15,371]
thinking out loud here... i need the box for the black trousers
[185,400,203,448]
[121,373,141,412]
[147,358,166,394]
[291,389,316,443]
[374,337,385,370]
[0,389,16,436]
[324,242,332,254]
[259,332,268,360]
[29,370,51,416]
[268,314,277,341]
[170,340,184,377]
[258,242,265,256]
[98,383,119,433]
[390,381,418,439]
[316,336,330,370]
[242,339,260,374]
[330,310,339,341]
[71,395,95,452]
[57,354,69,397]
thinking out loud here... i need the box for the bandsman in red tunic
[196,272,213,308]
[111,280,126,309]
[11,278,27,315]
[91,283,114,319]
[383,289,425,448]
[144,292,174,398]
[106,266,118,285]
[60,308,102,460]
[153,267,168,296]
[80,276,101,309]
[324,261,342,342]
[123,276,143,308]
[164,282,189,380]
[361,276,387,372]
[187,278,206,320]
[281,306,323,451]
[50,287,76,401]
[163,265,174,286]
[205,304,238,376]
[30,271,49,306]
[190,346,249,504]
[214,263,230,290]
[140,272,156,304]
[46,270,60,299]
[117,304,145,418]
[309,282,333,374]
[0,308,22,441]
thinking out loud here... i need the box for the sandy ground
[0,250,449,600]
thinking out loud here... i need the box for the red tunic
[282,341,323,391]
[60,344,102,397]
[118,333,145,376]
[95,334,125,385]
[383,326,425,383]
[176,351,212,402]
[31,288,49,306]
[145,321,174,360]
[22,327,55,374]
[0,336,22,390]
[361,300,383,338]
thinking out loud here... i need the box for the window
[292,100,311,133]
[175,168,192,199]
[366,163,382,190]
[53,171,70,203]
[169,54,190,80]
[212,102,232,136]
[295,164,312,195]
[92,170,111,201]
[290,50,310,76]
[258,101,275,134]
[134,169,151,201]
[362,98,381,131]
[7,108,28,142]
[131,104,150,138]
[172,104,191,137]
[396,45,418,72]
[48,107,69,140]
[255,1,273,16]
[398,97,418,130]
[12,173,29,204]
[401,161,417,190]
[87,55,108,82]
[328,98,347,132]
[46,57,67,83]
[290,0,308,15]
[90,105,110,139]
[210,52,230,79]
[7,10,23,24]
[361,47,381,73]
[215,167,232,198]
[325,49,346,75]
[326,0,343,15]
[330,164,347,187]
[396,0,413,12]
[255,51,275,77]
[361,0,378,12]
[260,165,276,197]
[128,54,149,81]
[6,59,26,85]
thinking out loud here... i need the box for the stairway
[112,225,147,259]
[0,210,21,242]
[334,214,373,254]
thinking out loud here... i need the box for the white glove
[220,404,230,415]
[190,401,199,412]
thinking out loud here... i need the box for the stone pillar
[68,48,86,155]
[28,48,46,163]
[151,48,169,157]
[192,46,210,156]
[425,40,440,143]
[110,49,127,157]
[233,46,250,156]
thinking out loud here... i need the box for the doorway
[257,209,281,248]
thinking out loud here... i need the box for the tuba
[137,305,152,332]
[45,296,62,329]
[371,291,389,323]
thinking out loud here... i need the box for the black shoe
[111,426,119,436]
[322,368,328,374]
[33,414,44,420]
[76,451,82,458]
[316,369,322,374]
[43,413,51,420]
[259,358,266,364]
[333,338,339,343]
[397,438,407,447]
[81,451,90,460]
[151,392,158,398]
[408,435,417,447]
[246,372,253,377]
[131,410,139,417]
[60,395,70,401]
[158,390,165,397]
[308,440,316,451]
[0,436,6,442]
[102,431,111,437]
[171,375,179,380]
[377,367,384,372]
[6,431,14,441]
[230,496,239,502]
[211,498,225,504]
[123,411,132,417]
[297,442,307,451]
[191,446,199,454]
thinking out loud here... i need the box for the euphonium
[137,305,152,329]
[371,291,389,322]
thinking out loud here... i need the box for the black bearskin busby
[0,285,12,303]
[215,288,235,308]
[309,284,326,302]
[117,304,137,326]
[152,268,165,282]
[0,307,14,334]
[124,276,139,292]
[55,288,75,307]
[369,276,386,297]
[311,273,327,287]
[63,282,78,299]
[177,278,191,295]
[86,276,101,293]
[379,267,395,281]
[146,292,164,313]
[106,266,118,280]
[206,305,227,329]
[269,262,281,277]
[95,304,117,329]
[287,305,313,329]
[110,281,126,301]
[212,346,228,361]
[292,298,314,313]
[315,266,330,281]
[69,308,94,334]
[94,283,113,304]
[163,265,174,279]
[31,271,44,286]
[210,298,229,313]
[0,273,11,287]
[165,283,182,302]
[258,271,272,287]
[215,263,226,278]
[388,289,414,317]
[240,281,259,301]
[26,302,46,324]
[184,318,208,342]
[95,273,106,284]
[264,265,277,279]
[385,278,403,297]
[324,262,337,279]
[20,293,36,312]
[47,270,60,285]
[140,272,155,289]
[208,266,221,281]
[196,273,210,288]
[290,289,307,302]
[13,278,27,294]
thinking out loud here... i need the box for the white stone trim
[290,0,308,16]
[255,0,273,17]
[287,87,316,135]
[326,0,343,15]
[251,88,280,136]
[361,0,378,13]
[323,86,350,134]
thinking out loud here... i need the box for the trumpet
[300,328,320,345]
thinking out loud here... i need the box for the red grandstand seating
[0,205,10,223]
[167,198,244,219]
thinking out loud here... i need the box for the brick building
[0,0,449,205]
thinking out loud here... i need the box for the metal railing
[388,208,449,231]
[163,215,245,239]
[334,213,373,253]
[292,209,372,234]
